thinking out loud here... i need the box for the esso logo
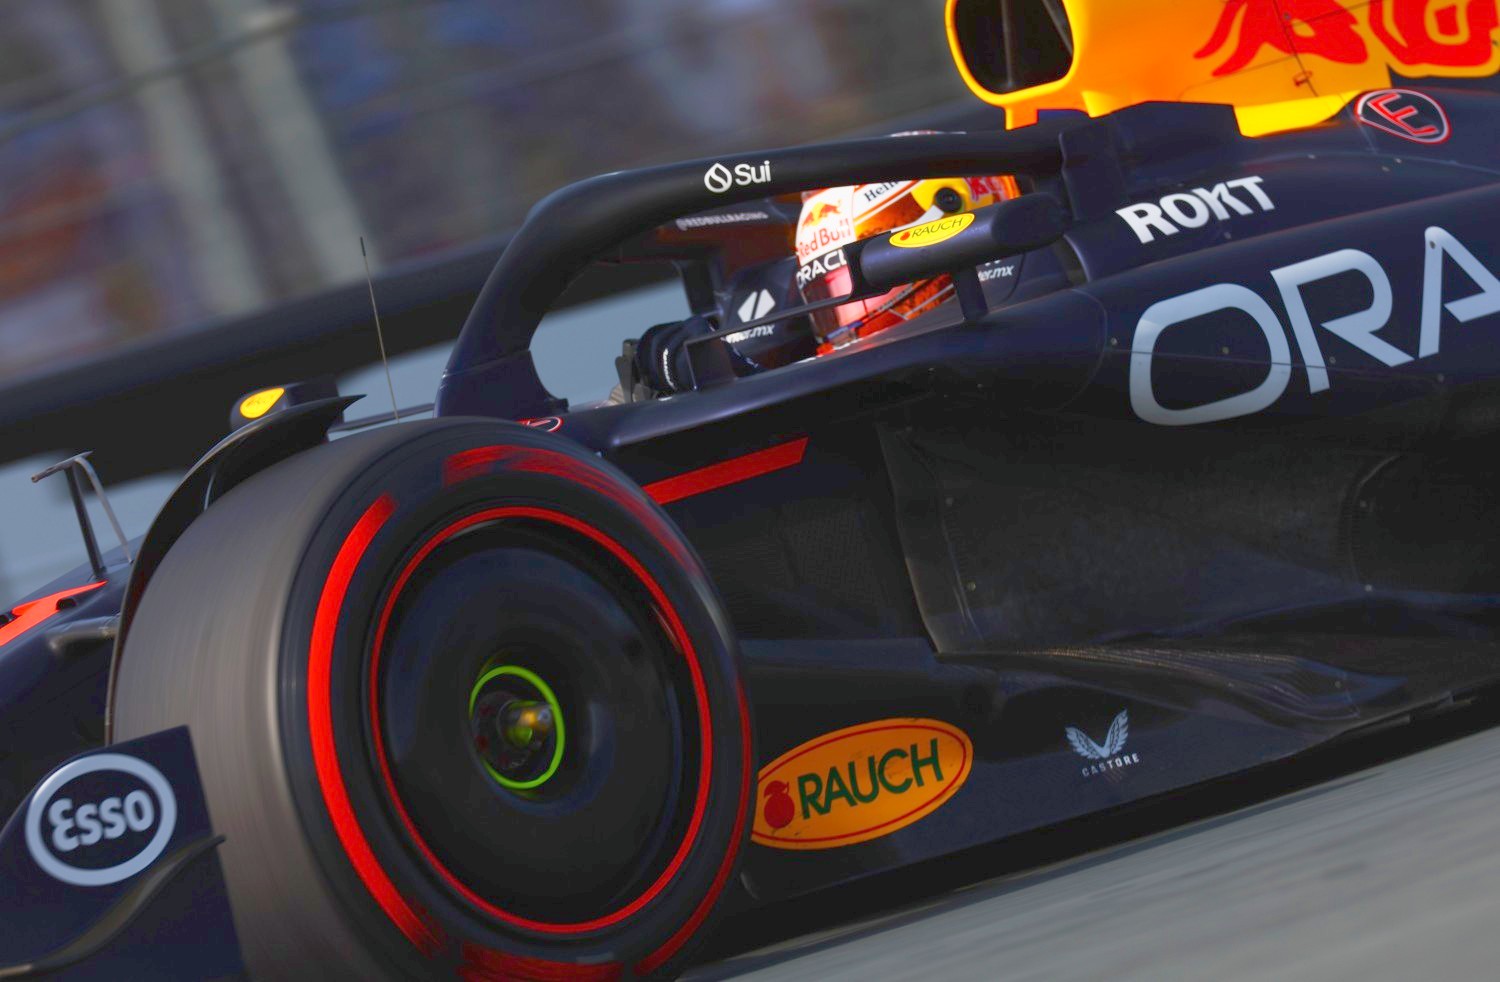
[518,416,562,432]
[25,753,177,887]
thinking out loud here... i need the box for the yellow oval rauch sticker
[888,212,974,249]
[752,718,972,850]
[239,387,286,419]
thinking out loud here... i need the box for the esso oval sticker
[25,753,177,887]
[752,718,971,850]
[519,416,562,432]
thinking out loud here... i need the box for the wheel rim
[366,507,712,931]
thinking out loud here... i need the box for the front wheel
[112,420,753,980]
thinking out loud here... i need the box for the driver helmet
[795,172,1019,353]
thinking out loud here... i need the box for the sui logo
[25,753,178,887]
[703,160,772,194]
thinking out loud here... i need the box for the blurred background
[0,0,997,600]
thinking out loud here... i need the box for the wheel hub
[376,521,689,918]
[469,665,566,791]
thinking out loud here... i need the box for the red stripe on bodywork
[307,494,443,955]
[0,582,106,650]
[642,438,808,505]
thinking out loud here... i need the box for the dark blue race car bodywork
[5,86,1500,976]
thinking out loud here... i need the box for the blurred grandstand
[0,0,994,594]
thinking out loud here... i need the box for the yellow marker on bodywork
[888,212,974,249]
[239,387,285,419]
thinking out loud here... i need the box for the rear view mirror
[856,193,1068,292]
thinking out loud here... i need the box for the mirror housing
[856,193,1068,291]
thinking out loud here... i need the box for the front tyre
[112,420,753,980]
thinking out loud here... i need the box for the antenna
[361,236,400,423]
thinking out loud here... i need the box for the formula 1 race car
[6,0,1500,978]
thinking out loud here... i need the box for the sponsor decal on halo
[26,753,178,887]
[675,210,771,230]
[752,718,972,850]
[1065,709,1141,778]
[889,212,974,249]
[703,159,772,194]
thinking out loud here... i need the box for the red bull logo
[796,189,855,263]
[801,201,842,226]
[1198,0,1499,77]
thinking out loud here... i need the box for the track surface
[693,710,1500,981]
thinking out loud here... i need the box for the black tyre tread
[113,423,463,980]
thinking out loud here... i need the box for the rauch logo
[889,212,974,249]
[751,719,972,850]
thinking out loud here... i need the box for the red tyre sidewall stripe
[636,681,753,975]
[307,493,442,954]
[459,944,622,981]
[444,445,696,569]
